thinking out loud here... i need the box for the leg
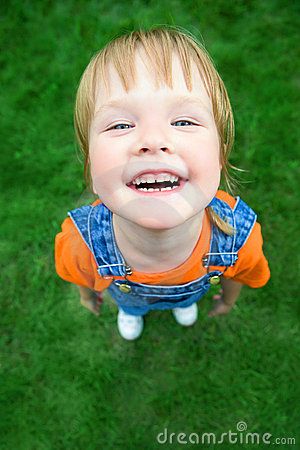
[172,302,198,326]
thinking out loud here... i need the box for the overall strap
[68,203,129,278]
[68,205,93,252]
[203,196,257,268]
[233,196,257,251]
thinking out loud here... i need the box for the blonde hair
[74,26,238,235]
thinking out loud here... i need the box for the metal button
[209,275,220,285]
[202,256,208,267]
[118,284,132,293]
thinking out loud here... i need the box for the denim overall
[68,196,256,316]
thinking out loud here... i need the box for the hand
[80,295,102,316]
[208,289,235,317]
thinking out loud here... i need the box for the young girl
[55,26,270,340]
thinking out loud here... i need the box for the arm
[208,277,243,317]
[77,285,102,316]
[55,217,105,316]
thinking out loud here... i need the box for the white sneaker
[117,309,144,341]
[172,303,198,326]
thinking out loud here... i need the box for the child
[55,26,270,340]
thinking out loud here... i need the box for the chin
[131,215,186,230]
[120,198,192,229]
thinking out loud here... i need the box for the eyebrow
[171,95,211,112]
[94,95,212,117]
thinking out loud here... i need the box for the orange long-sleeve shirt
[55,191,270,291]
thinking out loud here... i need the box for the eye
[172,120,196,127]
[108,123,133,130]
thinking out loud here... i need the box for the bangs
[95,28,212,96]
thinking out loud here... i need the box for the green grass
[1,1,299,449]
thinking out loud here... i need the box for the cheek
[188,142,220,178]
[89,143,127,196]
[89,139,115,179]
[185,134,221,198]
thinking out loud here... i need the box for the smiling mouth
[126,178,187,195]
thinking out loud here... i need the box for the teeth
[145,175,156,183]
[133,177,142,185]
[162,173,172,181]
[132,173,179,185]
[137,186,175,192]
[155,174,167,183]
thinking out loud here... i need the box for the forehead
[94,50,212,111]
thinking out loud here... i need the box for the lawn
[1,1,299,449]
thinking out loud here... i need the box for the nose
[134,129,175,155]
[139,145,170,153]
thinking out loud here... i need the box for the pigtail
[206,207,235,236]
